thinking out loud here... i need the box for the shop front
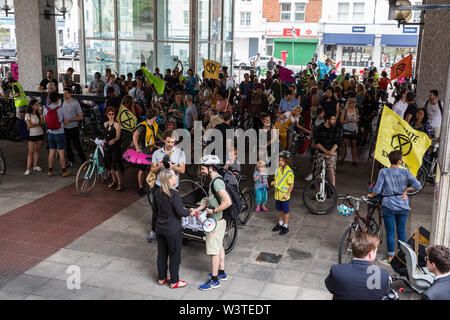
[380,34,418,70]
[322,33,375,68]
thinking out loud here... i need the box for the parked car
[234,55,283,69]
[60,42,79,57]
[0,44,17,59]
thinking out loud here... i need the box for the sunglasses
[108,113,115,116]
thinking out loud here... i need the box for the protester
[88,72,106,97]
[422,245,450,300]
[340,98,359,166]
[404,92,418,124]
[393,87,408,119]
[24,99,44,175]
[423,90,443,139]
[38,70,58,93]
[103,107,123,191]
[254,160,269,212]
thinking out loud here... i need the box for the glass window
[198,0,210,41]
[337,3,349,21]
[266,38,273,56]
[352,2,365,21]
[222,42,232,69]
[324,45,337,61]
[198,42,209,75]
[156,0,189,41]
[381,47,416,69]
[184,11,189,26]
[223,0,233,41]
[280,3,291,21]
[118,41,154,76]
[240,12,251,26]
[157,42,189,72]
[84,0,115,39]
[118,0,154,40]
[295,3,305,21]
[210,0,222,41]
[342,46,373,68]
[85,39,116,83]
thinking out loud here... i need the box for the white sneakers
[24,170,30,176]
[25,167,43,176]
[304,173,313,182]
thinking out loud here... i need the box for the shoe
[199,279,220,291]
[378,257,392,267]
[158,277,171,285]
[304,173,313,182]
[108,182,117,189]
[255,206,260,212]
[33,166,43,172]
[67,162,74,168]
[272,224,283,232]
[24,170,30,176]
[170,280,187,289]
[261,206,269,212]
[48,171,53,177]
[62,171,71,177]
[138,188,145,196]
[209,272,228,281]
[279,226,289,235]
[115,185,123,192]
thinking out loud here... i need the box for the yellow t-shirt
[274,167,294,201]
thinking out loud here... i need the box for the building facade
[81,0,234,83]
[318,0,421,71]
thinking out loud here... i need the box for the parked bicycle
[302,156,337,215]
[337,194,382,264]
[75,138,110,195]
[407,142,439,196]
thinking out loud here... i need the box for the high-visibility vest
[12,82,28,108]
[274,165,294,195]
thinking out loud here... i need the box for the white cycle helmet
[200,155,222,166]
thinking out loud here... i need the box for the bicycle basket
[337,204,354,217]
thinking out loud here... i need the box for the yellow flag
[116,104,137,132]
[374,106,432,176]
[203,59,220,79]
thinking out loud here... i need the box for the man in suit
[422,245,450,300]
[325,232,391,300]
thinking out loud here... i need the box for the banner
[141,66,165,95]
[389,54,412,82]
[203,59,221,79]
[374,106,432,176]
[318,61,331,80]
[117,104,137,132]
[278,65,295,82]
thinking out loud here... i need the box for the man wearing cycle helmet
[191,155,232,291]
[271,150,294,235]
[88,72,106,97]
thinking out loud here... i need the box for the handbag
[146,171,156,188]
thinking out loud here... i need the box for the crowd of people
[0,55,448,298]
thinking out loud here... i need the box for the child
[224,147,241,188]
[254,160,269,212]
[271,151,294,235]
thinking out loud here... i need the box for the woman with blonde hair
[340,98,359,166]
[275,106,311,150]
[151,168,195,288]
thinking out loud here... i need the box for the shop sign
[352,26,366,33]
[281,28,316,37]
[403,27,418,33]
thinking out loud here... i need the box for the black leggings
[105,145,124,172]
[156,231,183,284]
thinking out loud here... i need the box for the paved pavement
[0,138,434,300]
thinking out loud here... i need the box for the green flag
[141,66,165,95]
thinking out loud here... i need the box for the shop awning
[323,33,375,46]
[381,35,418,47]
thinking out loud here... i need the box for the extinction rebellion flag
[374,106,432,176]
[389,54,413,82]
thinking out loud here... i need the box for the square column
[14,0,58,91]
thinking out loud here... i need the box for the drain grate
[256,252,282,264]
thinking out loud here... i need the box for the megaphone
[196,211,216,233]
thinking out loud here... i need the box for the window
[266,38,273,56]
[342,46,373,68]
[294,3,306,21]
[352,2,364,21]
[184,11,189,25]
[337,3,349,21]
[280,3,291,21]
[412,2,421,22]
[240,12,251,26]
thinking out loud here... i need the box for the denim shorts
[47,132,66,150]
[275,199,290,214]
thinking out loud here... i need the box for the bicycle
[337,194,382,264]
[75,138,111,195]
[407,142,439,196]
[288,131,307,174]
[0,144,5,175]
[302,156,337,215]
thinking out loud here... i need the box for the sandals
[115,185,123,192]
[108,182,117,189]
[169,280,187,289]
[158,277,170,285]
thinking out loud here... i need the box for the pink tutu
[122,149,152,166]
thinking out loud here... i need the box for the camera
[163,154,171,169]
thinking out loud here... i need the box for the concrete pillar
[373,35,382,69]
[14,0,58,91]
[336,45,343,63]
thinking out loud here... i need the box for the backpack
[210,175,242,222]
[425,100,443,116]
[45,106,61,130]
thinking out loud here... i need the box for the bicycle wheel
[407,167,426,196]
[338,225,357,264]
[0,146,5,175]
[75,160,98,195]
[366,204,383,240]
[302,179,337,215]
[5,117,20,141]
[238,188,255,225]
[290,152,303,175]
[100,168,111,184]
[185,164,199,179]
[224,219,238,254]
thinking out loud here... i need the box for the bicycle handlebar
[338,194,374,204]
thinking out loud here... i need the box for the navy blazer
[422,274,450,300]
[325,259,391,300]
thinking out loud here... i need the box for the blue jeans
[255,188,268,205]
[382,206,409,256]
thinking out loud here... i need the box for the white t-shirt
[25,113,44,136]
[393,100,408,119]
[426,102,442,128]
[279,111,299,125]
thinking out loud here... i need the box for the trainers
[279,226,289,235]
[209,272,228,281]
[67,162,74,168]
[272,223,283,232]
[255,206,260,212]
[62,171,71,177]
[199,279,221,291]
[304,173,313,182]
[378,257,392,267]
[24,170,31,176]
[33,166,43,172]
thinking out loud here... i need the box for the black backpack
[424,100,443,116]
[210,175,242,222]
